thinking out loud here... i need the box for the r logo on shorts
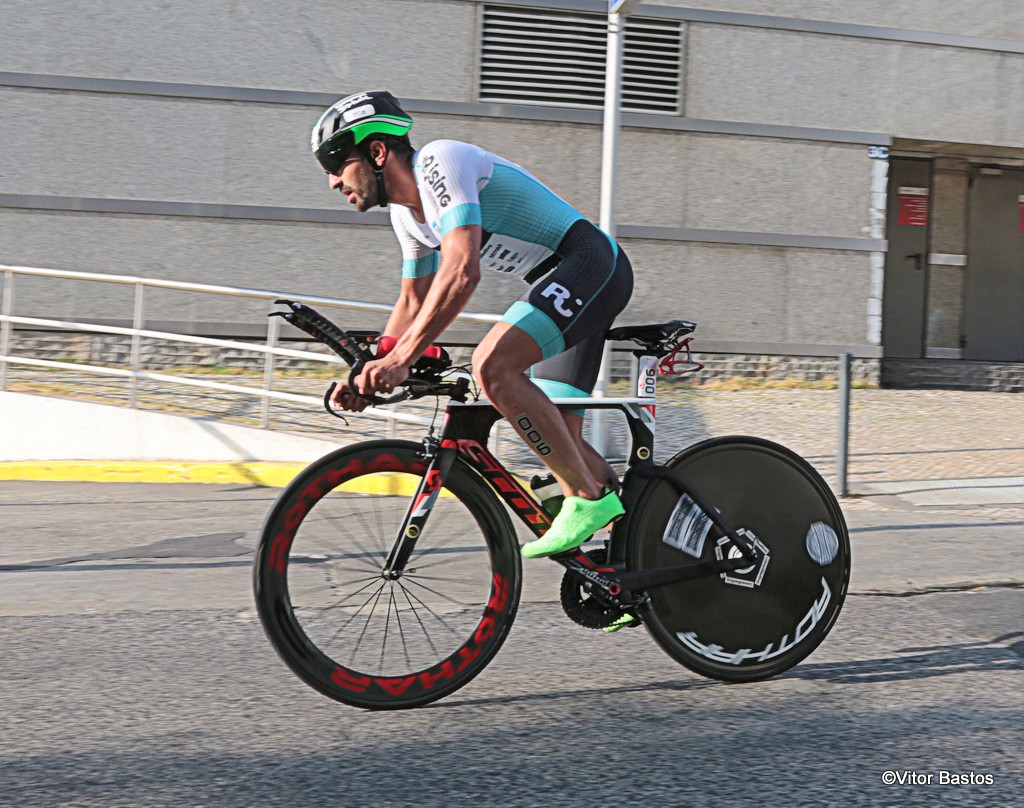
[540,282,583,318]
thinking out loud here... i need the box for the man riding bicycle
[312,90,633,558]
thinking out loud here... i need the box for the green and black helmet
[311,90,414,175]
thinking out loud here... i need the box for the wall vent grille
[479,6,683,114]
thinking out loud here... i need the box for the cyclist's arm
[382,274,434,337]
[386,225,481,366]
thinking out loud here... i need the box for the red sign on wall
[898,187,929,226]
[1019,195,1024,233]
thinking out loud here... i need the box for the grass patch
[609,376,878,394]
[692,377,839,391]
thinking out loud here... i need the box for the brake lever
[323,383,349,423]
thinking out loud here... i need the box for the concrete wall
[1,0,478,99]
[658,0,1024,40]
[685,25,1022,145]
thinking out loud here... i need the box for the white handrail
[0,263,502,430]
[0,315,347,364]
[0,355,430,424]
[0,264,503,324]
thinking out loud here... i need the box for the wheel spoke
[302,575,383,614]
[405,550,483,574]
[371,489,393,558]
[399,584,441,657]
[379,585,395,670]
[401,523,470,565]
[349,583,387,665]
[391,588,413,669]
[396,581,464,638]
[401,575,475,609]
[299,514,381,574]
[321,580,387,648]
[323,502,389,570]
[404,572,481,586]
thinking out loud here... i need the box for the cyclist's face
[327,155,378,212]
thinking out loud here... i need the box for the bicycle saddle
[606,320,697,351]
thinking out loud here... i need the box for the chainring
[559,548,622,629]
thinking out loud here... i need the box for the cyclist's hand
[329,380,371,412]
[355,356,411,398]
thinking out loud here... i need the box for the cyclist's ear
[367,139,388,169]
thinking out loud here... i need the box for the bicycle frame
[382,396,759,610]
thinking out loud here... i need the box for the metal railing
[0,263,503,433]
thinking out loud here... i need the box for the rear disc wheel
[627,436,850,682]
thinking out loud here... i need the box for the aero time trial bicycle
[254,301,850,710]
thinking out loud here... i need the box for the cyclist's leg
[477,220,633,556]
[473,323,604,500]
[475,334,622,558]
[529,331,621,491]
[563,411,619,491]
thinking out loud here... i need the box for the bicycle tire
[254,440,522,709]
[626,436,850,682]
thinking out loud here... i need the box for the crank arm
[550,551,628,601]
[616,556,750,591]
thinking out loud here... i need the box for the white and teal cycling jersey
[391,140,589,280]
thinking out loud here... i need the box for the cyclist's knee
[472,344,514,393]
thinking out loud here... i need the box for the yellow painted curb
[0,461,306,487]
[0,462,439,493]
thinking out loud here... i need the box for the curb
[0,461,308,487]
[0,462,454,496]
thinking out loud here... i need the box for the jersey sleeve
[390,207,439,278]
[415,141,490,237]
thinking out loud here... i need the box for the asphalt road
[1,481,1021,807]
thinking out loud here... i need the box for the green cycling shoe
[521,490,625,559]
[602,613,639,633]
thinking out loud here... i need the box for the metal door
[963,168,1024,362]
[882,159,932,358]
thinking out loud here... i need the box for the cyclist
[312,90,633,559]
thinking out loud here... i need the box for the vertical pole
[129,283,145,408]
[260,307,279,429]
[837,352,852,497]
[867,157,889,348]
[594,9,627,456]
[0,270,15,391]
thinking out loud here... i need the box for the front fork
[382,435,456,577]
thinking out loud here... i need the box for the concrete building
[1,1,1022,387]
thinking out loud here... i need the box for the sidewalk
[647,386,1023,510]
[1,381,1022,510]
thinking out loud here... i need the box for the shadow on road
[436,676,718,709]
[787,631,1024,685]
[439,632,1024,706]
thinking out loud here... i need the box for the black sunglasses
[314,130,358,175]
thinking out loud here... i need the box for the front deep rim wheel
[254,441,522,709]
[627,436,850,682]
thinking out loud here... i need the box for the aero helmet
[311,90,413,175]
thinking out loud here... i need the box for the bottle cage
[659,337,705,376]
